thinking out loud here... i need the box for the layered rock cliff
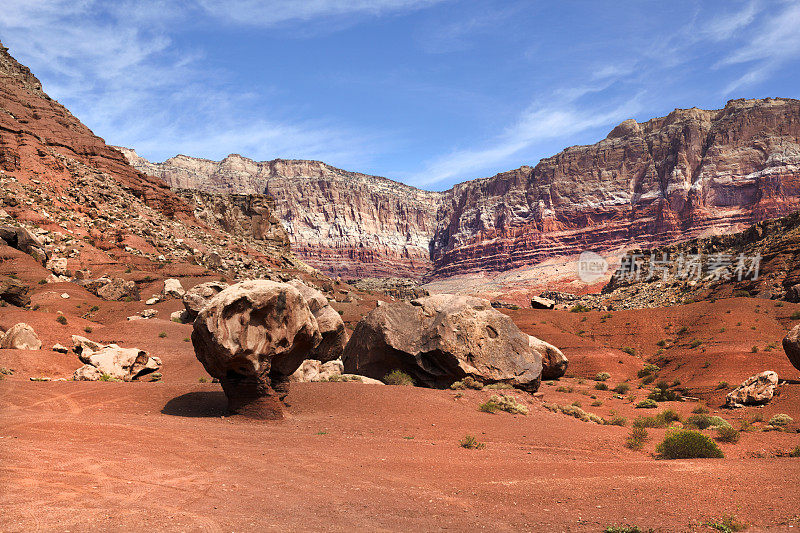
[120,148,443,278]
[432,98,800,277]
[123,98,800,282]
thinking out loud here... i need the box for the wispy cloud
[0,0,388,167]
[717,1,800,94]
[196,0,445,26]
[408,96,642,187]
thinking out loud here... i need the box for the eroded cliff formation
[123,98,800,282]
[120,149,442,278]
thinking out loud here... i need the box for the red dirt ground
[2,277,800,532]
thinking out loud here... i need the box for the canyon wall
[123,98,800,282]
[120,148,443,278]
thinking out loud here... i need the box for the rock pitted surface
[783,324,800,372]
[71,335,161,381]
[123,98,800,282]
[342,294,543,390]
[288,279,347,362]
[191,280,322,419]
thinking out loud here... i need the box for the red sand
[2,282,800,531]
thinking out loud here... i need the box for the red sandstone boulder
[527,335,568,380]
[342,294,542,390]
[191,280,322,419]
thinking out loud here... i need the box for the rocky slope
[123,98,800,283]
[120,149,442,278]
[0,40,306,285]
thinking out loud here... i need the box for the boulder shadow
[162,391,228,418]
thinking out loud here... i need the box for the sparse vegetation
[716,381,729,390]
[621,346,635,356]
[450,376,483,390]
[635,399,658,409]
[768,414,793,427]
[689,339,702,349]
[605,526,649,533]
[84,326,93,333]
[158,331,167,338]
[459,434,485,450]
[648,381,683,402]
[750,346,758,353]
[384,370,414,386]
[684,414,731,430]
[610,415,627,426]
[198,377,208,383]
[595,371,611,381]
[692,405,709,415]
[56,315,67,325]
[656,429,724,459]
[591,400,603,407]
[704,515,746,532]
[555,386,574,393]
[570,303,590,313]
[625,427,648,451]
[791,310,800,320]
[633,409,680,429]
[637,364,660,379]
[594,382,609,391]
[479,394,528,415]
[483,382,513,390]
[98,373,120,382]
[612,383,630,394]
[183,337,190,342]
[543,402,605,424]
[715,426,740,443]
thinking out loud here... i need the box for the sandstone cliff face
[120,148,443,278]
[431,98,800,277]
[123,98,800,283]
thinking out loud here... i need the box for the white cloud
[408,97,642,187]
[717,1,800,94]
[196,0,444,26]
[0,0,386,168]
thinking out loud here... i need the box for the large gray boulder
[289,279,347,362]
[342,294,543,390]
[192,280,322,419]
[783,324,800,371]
[726,371,779,407]
[527,335,568,380]
[182,281,229,320]
[80,277,139,301]
[0,323,41,350]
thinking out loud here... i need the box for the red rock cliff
[122,99,800,282]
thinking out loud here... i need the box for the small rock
[163,278,185,298]
[61,293,70,299]
[52,344,69,353]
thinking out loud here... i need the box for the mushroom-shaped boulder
[191,280,322,419]
[288,279,347,362]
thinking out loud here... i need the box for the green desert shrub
[648,381,683,402]
[605,526,647,533]
[595,372,611,381]
[633,409,680,429]
[715,426,740,443]
[570,304,590,313]
[613,383,630,394]
[594,382,609,391]
[637,364,660,379]
[684,414,730,430]
[656,430,724,459]
[384,370,414,386]
[56,315,67,325]
[610,415,627,427]
[692,405,709,414]
[450,376,483,390]
[636,399,658,409]
[625,427,648,451]
[769,414,793,427]
[479,394,528,415]
[459,434,485,450]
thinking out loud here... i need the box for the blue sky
[1,1,799,191]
